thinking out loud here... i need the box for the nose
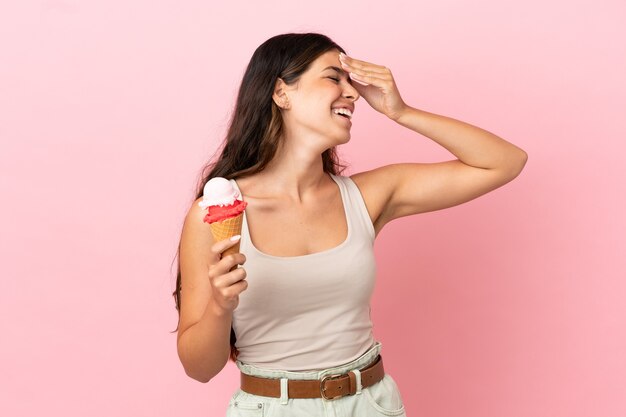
[343,81,360,102]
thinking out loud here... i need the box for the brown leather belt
[240,354,385,400]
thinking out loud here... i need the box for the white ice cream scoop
[198,177,242,210]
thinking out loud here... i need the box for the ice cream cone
[199,176,247,271]
[209,212,244,263]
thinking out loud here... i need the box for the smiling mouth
[331,107,353,119]
[332,112,352,124]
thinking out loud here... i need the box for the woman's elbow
[505,149,528,178]
[515,149,528,173]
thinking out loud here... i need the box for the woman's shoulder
[183,197,212,238]
[348,167,396,196]
[345,169,376,194]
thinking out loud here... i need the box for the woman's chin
[335,132,351,144]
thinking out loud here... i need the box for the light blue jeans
[226,341,406,417]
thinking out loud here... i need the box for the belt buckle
[320,373,347,400]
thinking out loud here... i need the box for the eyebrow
[322,66,347,77]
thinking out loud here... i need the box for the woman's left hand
[339,52,408,121]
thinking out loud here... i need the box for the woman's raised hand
[207,236,248,315]
[338,52,408,122]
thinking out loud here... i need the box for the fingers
[339,55,396,89]
[208,262,248,314]
[205,235,248,315]
[210,235,242,259]
[339,53,389,74]
[348,69,392,88]
[340,62,391,88]
[207,235,245,272]
[349,72,373,86]
[208,250,247,286]
[211,244,246,269]
[342,62,391,82]
[213,261,248,289]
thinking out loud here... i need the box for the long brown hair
[171,33,350,363]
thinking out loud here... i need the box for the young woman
[173,33,527,416]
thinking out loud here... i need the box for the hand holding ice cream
[200,177,249,314]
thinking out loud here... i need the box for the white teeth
[332,108,352,119]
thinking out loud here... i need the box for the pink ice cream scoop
[199,177,248,223]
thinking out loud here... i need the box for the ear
[272,78,290,109]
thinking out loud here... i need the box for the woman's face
[276,49,360,148]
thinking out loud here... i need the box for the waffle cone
[209,212,244,258]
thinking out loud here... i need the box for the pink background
[1,1,624,416]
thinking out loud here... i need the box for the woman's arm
[343,52,528,225]
[392,106,527,174]
[352,106,528,225]
[387,105,528,218]
[177,198,233,383]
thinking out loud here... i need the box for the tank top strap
[329,174,376,242]
[228,178,250,253]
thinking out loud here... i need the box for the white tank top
[228,173,377,371]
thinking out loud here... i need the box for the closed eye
[327,75,354,87]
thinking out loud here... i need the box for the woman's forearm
[393,106,528,173]
[177,303,233,383]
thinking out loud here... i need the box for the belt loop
[279,377,289,405]
[351,369,363,394]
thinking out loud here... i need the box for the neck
[255,141,329,204]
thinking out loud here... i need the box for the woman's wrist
[389,104,412,123]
